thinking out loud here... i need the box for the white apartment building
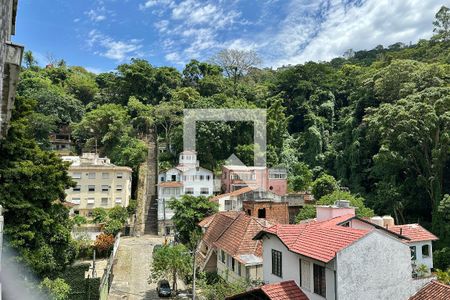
[62,153,132,217]
[157,151,214,235]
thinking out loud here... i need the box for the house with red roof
[196,211,272,283]
[253,201,437,300]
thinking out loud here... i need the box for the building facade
[157,151,214,235]
[62,153,132,217]
[0,0,23,139]
[221,165,287,196]
[197,212,271,283]
[254,203,436,300]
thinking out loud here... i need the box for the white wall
[336,231,414,300]
[410,241,433,270]
[262,235,335,300]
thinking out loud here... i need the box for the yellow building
[62,153,132,217]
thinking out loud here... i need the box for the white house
[158,151,214,235]
[254,202,435,300]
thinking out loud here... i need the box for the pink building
[221,165,287,196]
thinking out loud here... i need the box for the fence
[99,232,121,300]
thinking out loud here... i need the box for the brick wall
[243,201,289,224]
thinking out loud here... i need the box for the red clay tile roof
[226,281,309,300]
[255,215,370,263]
[158,181,183,187]
[198,214,216,228]
[201,211,241,247]
[213,212,272,264]
[410,280,450,300]
[261,281,309,300]
[388,224,438,243]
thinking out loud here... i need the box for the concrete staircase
[135,130,158,235]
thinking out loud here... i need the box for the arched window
[422,244,430,258]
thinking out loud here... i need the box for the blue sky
[15,0,443,73]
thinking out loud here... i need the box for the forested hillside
[1,5,449,284]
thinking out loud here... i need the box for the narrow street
[108,235,188,300]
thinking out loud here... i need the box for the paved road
[108,235,187,300]
[109,235,163,300]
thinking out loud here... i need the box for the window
[102,172,109,179]
[410,246,417,260]
[171,175,176,181]
[87,198,95,205]
[115,197,122,204]
[200,175,204,181]
[271,249,282,277]
[301,260,311,288]
[101,198,108,206]
[258,208,266,218]
[422,244,430,258]
[88,172,96,179]
[117,172,123,179]
[73,185,81,192]
[206,175,211,181]
[88,185,95,192]
[221,250,225,263]
[185,188,194,195]
[161,176,165,182]
[299,259,302,286]
[71,198,81,205]
[231,257,235,271]
[72,172,82,179]
[116,185,123,191]
[101,185,109,192]
[238,263,241,276]
[225,200,232,211]
[313,264,326,297]
[200,188,209,195]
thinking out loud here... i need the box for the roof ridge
[214,212,242,249]
[236,214,252,255]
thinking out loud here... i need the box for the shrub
[39,277,71,300]
[94,233,115,257]
[434,247,450,270]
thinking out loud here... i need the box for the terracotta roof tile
[226,281,309,300]
[261,281,309,300]
[410,280,450,300]
[158,181,183,187]
[201,211,240,247]
[388,224,438,243]
[213,212,272,263]
[255,216,370,263]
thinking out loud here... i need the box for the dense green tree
[0,97,77,277]
[151,244,192,292]
[311,174,339,200]
[39,277,71,300]
[168,195,218,245]
[365,87,450,238]
[432,6,450,42]
[92,208,108,224]
[289,162,313,192]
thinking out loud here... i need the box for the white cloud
[139,0,174,11]
[165,52,185,65]
[267,0,443,67]
[87,30,143,62]
[85,8,106,22]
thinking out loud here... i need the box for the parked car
[157,279,172,297]
[153,244,163,254]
